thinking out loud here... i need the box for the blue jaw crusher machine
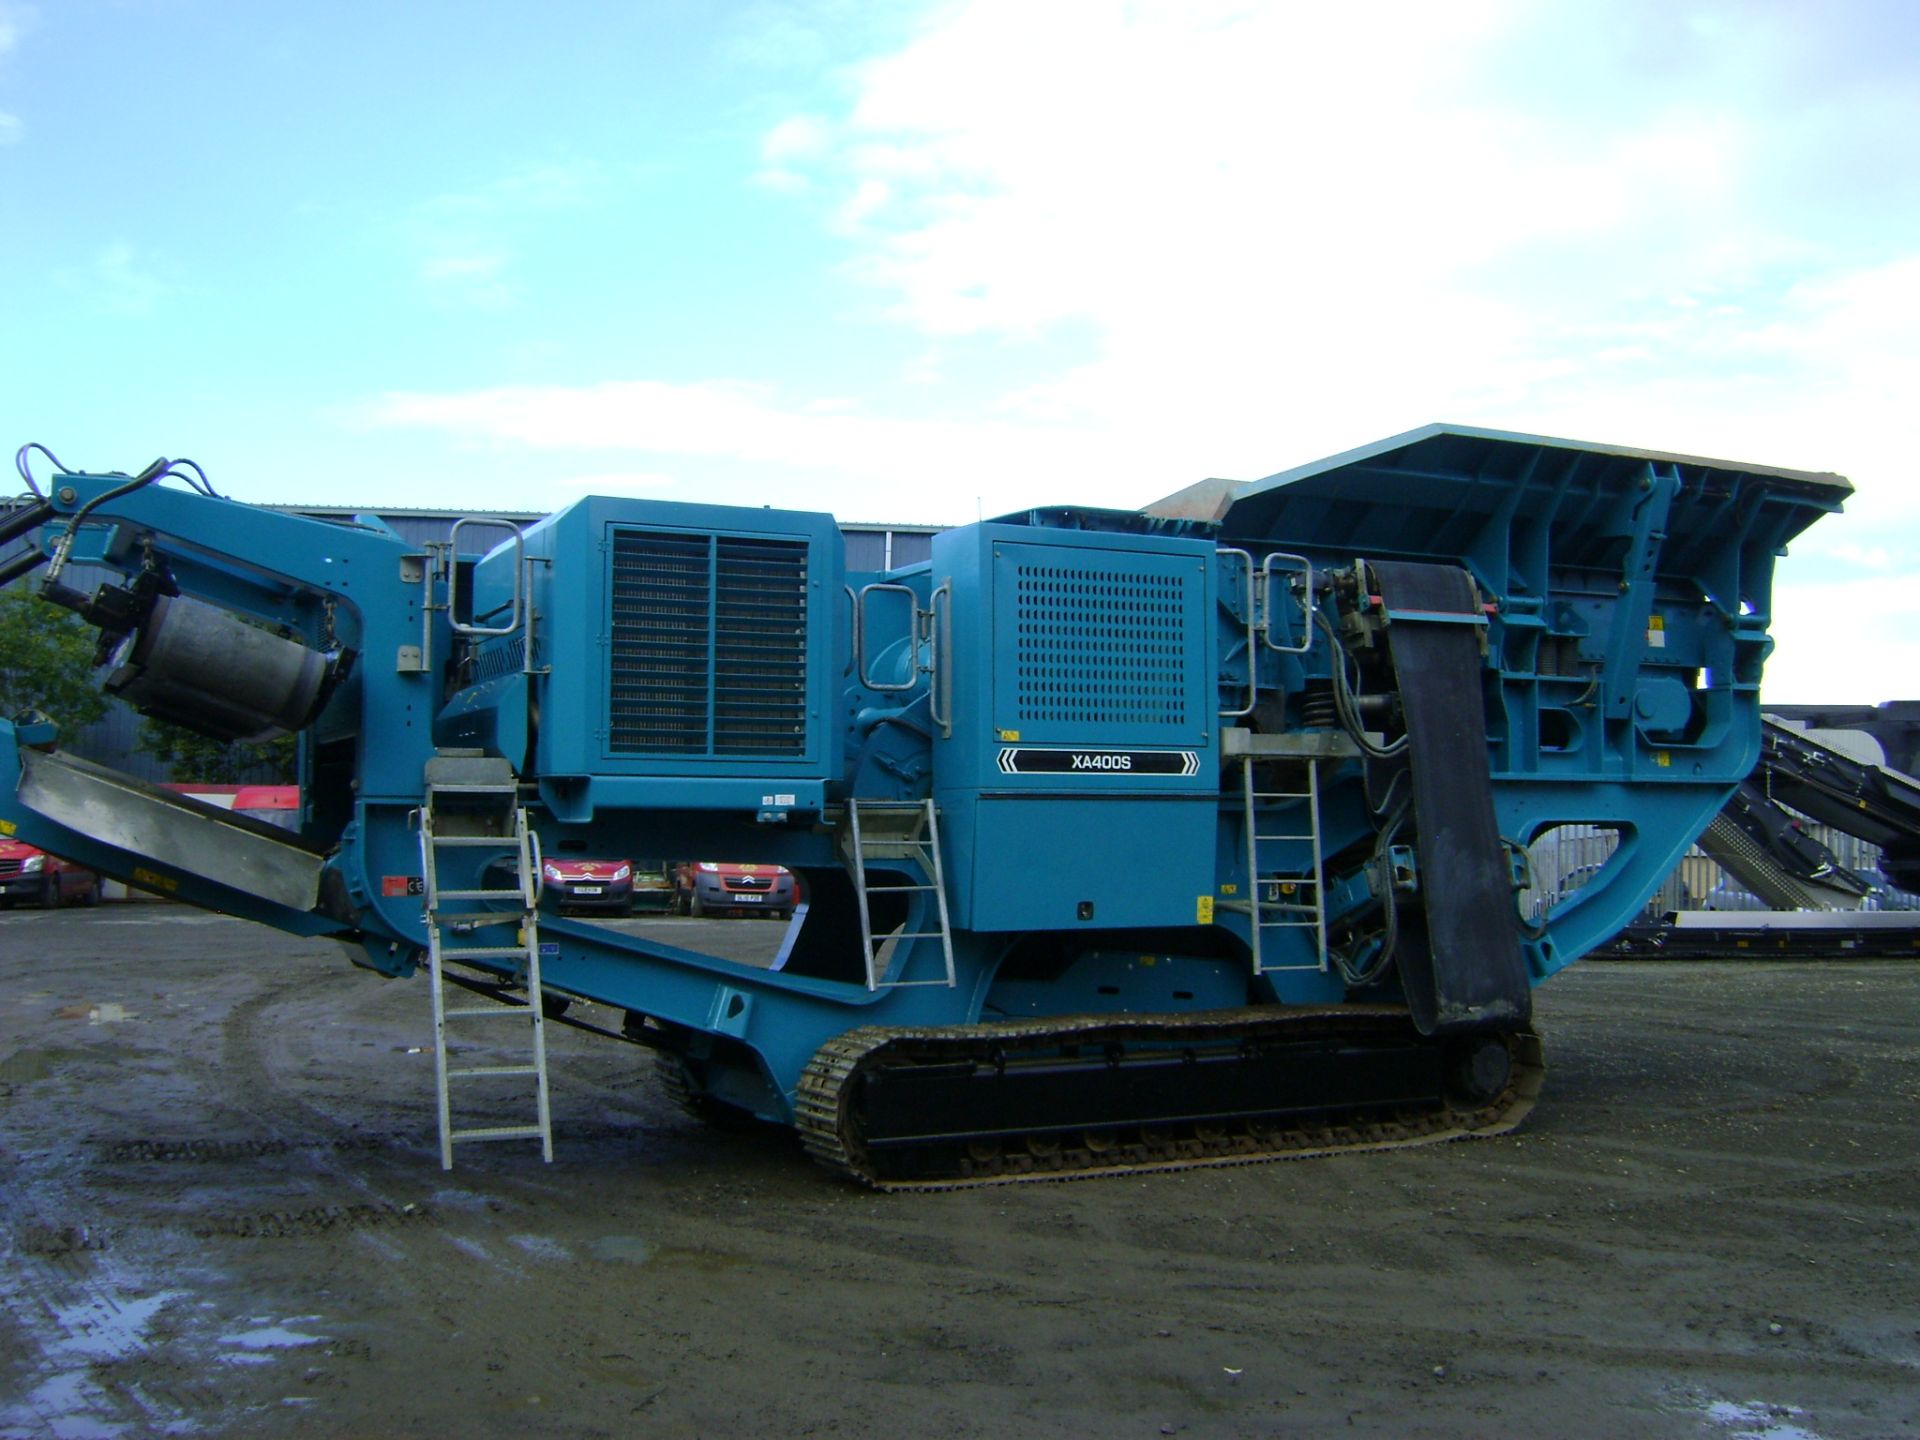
[0,425,1846,1182]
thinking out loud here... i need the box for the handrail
[1259,551,1315,653]
[930,581,953,737]
[446,517,525,638]
[855,582,921,691]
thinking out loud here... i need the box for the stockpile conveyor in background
[1611,716,1920,958]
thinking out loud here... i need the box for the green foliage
[0,585,110,728]
[135,720,299,785]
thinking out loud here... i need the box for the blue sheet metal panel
[927,521,1219,931]
[35,474,435,803]
[1219,424,1847,540]
[932,521,1218,797]
[1212,425,1844,629]
[501,496,847,792]
[948,795,1217,932]
[1210,428,1843,786]
[990,535,1211,748]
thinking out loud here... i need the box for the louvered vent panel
[608,531,808,757]
[713,537,808,754]
[1013,563,1190,727]
[610,533,711,753]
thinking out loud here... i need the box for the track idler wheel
[1443,1034,1516,1108]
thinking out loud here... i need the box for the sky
[2,0,1917,703]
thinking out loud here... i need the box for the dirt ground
[0,905,1915,1440]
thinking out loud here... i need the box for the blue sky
[3,0,1917,702]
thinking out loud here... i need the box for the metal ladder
[1235,753,1329,974]
[417,758,553,1169]
[845,798,956,991]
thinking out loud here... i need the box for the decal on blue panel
[996,747,1200,777]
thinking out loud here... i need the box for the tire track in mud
[5,927,476,1435]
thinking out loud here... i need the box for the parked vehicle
[628,861,676,914]
[0,838,100,908]
[674,862,798,919]
[540,857,636,915]
[232,785,300,831]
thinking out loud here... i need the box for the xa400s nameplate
[996,748,1200,777]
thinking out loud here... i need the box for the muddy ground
[0,905,1915,1440]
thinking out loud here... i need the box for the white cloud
[761,113,830,163]
[362,0,1918,710]
[55,243,170,317]
[1,1,31,144]
[399,161,606,309]
[742,0,1920,509]
[1768,575,1920,703]
[751,166,812,195]
[360,378,1137,521]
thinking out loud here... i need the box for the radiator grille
[1012,564,1190,726]
[608,531,809,756]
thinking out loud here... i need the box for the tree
[136,720,298,785]
[0,585,110,729]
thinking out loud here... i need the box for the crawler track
[794,1006,1543,1190]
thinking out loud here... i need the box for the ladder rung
[434,887,526,901]
[865,882,937,893]
[449,1125,547,1143]
[444,1005,532,1019]
[429,782,520,794]
[432,913,523,928]
[437,944,531,960]
[429,835,517,847]
[447,1064,540,1079]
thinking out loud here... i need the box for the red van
[0,838,101,908]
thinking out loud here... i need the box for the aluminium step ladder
[845,797,956,991]
[1231,752,1330,975]
[417,754,553,1169]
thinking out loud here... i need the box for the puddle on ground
[589,1234,656,1264]
[509,1233,572,1261]
[0,1287,185,1439]
[218,1318,327,1367]
[1699,1397,1827,1440]
[587,1235,749,1270]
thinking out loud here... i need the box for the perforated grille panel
[1009,560,1193,728]
[608,531,808,756]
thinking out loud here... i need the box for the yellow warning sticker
[132,867,179,893]
[1655,751,1671,767]
[0,819,14,836]
[997,728,1021,742]
[1196,896,1215,925]
[1647,614,1666,648]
